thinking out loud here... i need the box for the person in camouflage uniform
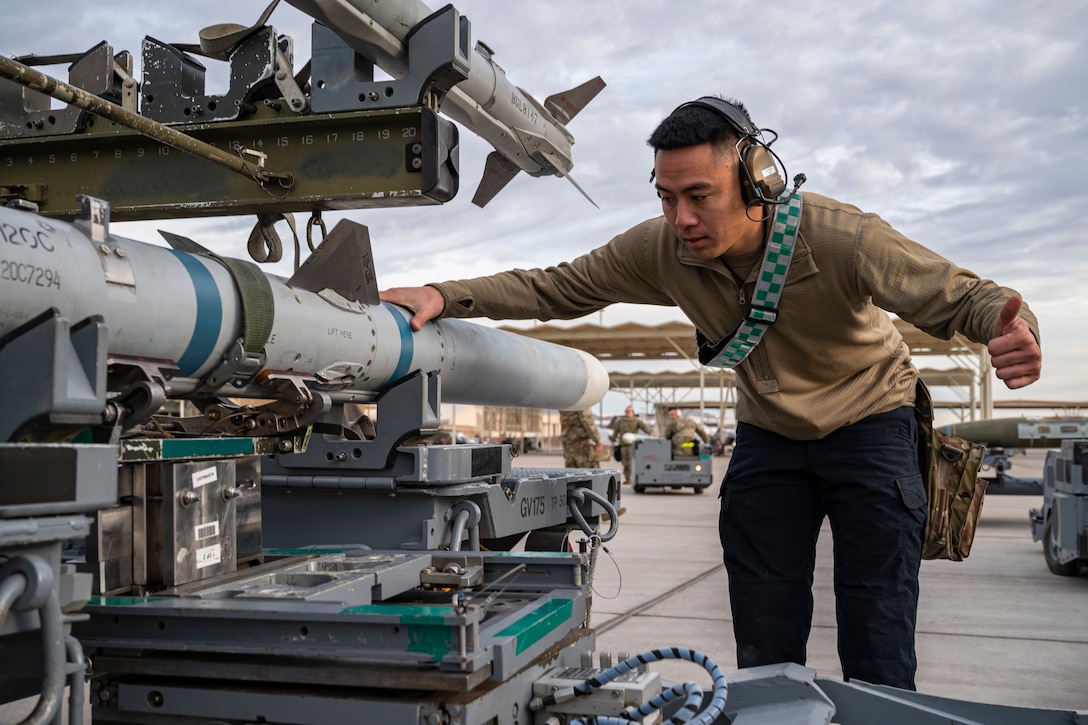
[560,409,602,468]
[610,406,653,484]
[664,407,709,458]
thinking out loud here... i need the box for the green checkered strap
[697,192,803,369]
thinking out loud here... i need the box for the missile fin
[287,220,380,306]
[544,76,606,125]
[472,151,522,208]
[158,229,214,255]
[541,149,598,208]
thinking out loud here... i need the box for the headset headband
[675,96,760,138]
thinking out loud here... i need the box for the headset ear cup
[744,145,787,201]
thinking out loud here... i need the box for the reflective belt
[697,192,803,369]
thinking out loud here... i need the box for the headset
[672,96,806,207]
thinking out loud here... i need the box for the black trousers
[718,407,926,689]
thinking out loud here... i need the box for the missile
[940,417,1088,449]
[0,201,608,415]
[285,0,605,207]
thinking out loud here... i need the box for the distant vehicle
[502,436,541,453]
[631,437,713,494]
[428,430,472,445]
[1029,440,1087,575]
[712,426,736,456]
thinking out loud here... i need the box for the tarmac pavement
[528,447,1088,714]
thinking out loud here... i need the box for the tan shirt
[430,192,1040,440]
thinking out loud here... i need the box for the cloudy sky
[4,0,1085,421]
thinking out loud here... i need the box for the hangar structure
[502,319,1004,422]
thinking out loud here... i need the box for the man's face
[653,143,763,260]
[625,407,635,417]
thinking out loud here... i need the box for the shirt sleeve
[429,221,678,321]
[853,213,1041,346]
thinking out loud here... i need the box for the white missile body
[0,205,607,410]
[286,0,605,206]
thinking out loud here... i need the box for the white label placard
[195,543,221,569]
[192,467,218,488]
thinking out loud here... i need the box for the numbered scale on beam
[0,106,458,221]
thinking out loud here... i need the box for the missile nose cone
[564,349,610,411]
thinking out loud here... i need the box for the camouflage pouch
[915,380,989,561]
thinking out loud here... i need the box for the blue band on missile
[382,302,414,384]
[167,250,223,377]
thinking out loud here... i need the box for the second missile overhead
[0,201,609,412]
[286,0,606,206]
[940,417,1088,449]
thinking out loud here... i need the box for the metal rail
[0,55,294,189]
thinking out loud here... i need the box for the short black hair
[647,96,751,152]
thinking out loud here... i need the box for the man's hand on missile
[379,286,444,332]
[988,296,1042,390]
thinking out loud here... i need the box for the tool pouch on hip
[914,380,989,561]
